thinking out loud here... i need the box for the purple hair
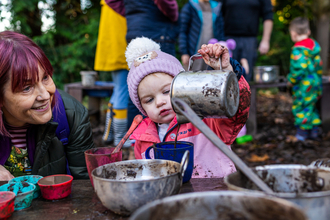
[0,31,55,136]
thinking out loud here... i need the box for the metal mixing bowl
[92,152,188,216]
[225,164,330,220]
[129,191,307,220]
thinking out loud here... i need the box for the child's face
[138,73,175,124]
[289,30,298,42]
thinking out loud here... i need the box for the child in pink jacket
[126,37,251,178]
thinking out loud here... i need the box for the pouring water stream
[171,97,275,195]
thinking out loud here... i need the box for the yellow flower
[317,70,322,74]
[290,78,296,83]
[313,119,321,124]
[292,105,297,109]
[315,55,320,60]
[304,50,309,56]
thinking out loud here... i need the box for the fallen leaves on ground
[274,118,285,124]
[285,135,298,143]
[247,154,270,162]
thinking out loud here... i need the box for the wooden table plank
[2,178,227,220]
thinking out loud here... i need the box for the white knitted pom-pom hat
[126,37,184,116]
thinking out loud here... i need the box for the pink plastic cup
[84,147,122,187]
[0,191,15,220]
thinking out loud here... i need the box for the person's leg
[110,69,131,148]
[230,36,246,79]
[241,37,258,82]
[102,71,114,144]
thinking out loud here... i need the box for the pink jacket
[130,77,251,178]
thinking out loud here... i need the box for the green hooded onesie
[287,38,323,130]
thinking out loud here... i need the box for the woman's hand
[0,165,14,181]
[198,43,233,71]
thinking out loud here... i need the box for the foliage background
[0,0,329,89]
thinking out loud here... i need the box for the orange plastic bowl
[37,175,73,200]
[0,191,15,220]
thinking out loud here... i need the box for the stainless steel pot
[225,164,330,220]
[254,65,279,83]
[130,191,307,220]
[170,54,240,124]
[92,151,189,216]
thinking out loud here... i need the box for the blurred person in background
[94,0,131,149]
[221,0,273,82]
[105,0,179,135]
[179,0,225,71]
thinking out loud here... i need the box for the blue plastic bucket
[0,182,35,210]
[9,175,43,199]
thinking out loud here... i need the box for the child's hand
[198,43,233,71]
[0,165,14,181]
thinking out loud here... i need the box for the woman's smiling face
[2,66,56,127]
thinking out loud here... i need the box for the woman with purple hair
[0,31,94,181]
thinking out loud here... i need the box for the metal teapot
[170,53,240,124]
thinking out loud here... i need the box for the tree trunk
[315,14,330,74]
[11,0,42,37]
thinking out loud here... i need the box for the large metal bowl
[92,154,188,216]
[129,191,307,220]
[225,164,330,220]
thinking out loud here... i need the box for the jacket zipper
[162,123,178,142]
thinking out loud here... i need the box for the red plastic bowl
[37,175,73,200]
[0,191,15,220]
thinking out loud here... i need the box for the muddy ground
[91,89,330,165]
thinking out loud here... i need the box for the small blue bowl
[0,182,35,210]
[9,175,43,199]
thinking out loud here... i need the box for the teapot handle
[188,53,222,71]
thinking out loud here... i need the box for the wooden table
[64,82,115,123]
[2,178,227,220]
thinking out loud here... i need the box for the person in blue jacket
[179,0,225,71]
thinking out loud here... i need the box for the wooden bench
[64,82,115,122]
[246,79,330,136]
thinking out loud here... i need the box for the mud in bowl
[9,175,43,199]
[84,147,122,187]
[0,182,35,211]
[145,141,194,183]
[37,174,73,200]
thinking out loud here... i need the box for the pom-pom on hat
[126,37,184,116]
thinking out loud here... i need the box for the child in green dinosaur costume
[287,17,323,141]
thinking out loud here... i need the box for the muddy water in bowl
[38,175,72,185]
[38,175,73,200]
[225,164,330,220]
[92,152,189,215]
[130,191,307,220]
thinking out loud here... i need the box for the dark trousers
[228,36,258,82]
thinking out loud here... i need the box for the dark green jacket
[0,90,95,179]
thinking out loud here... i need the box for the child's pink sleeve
[204,76,251,145]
